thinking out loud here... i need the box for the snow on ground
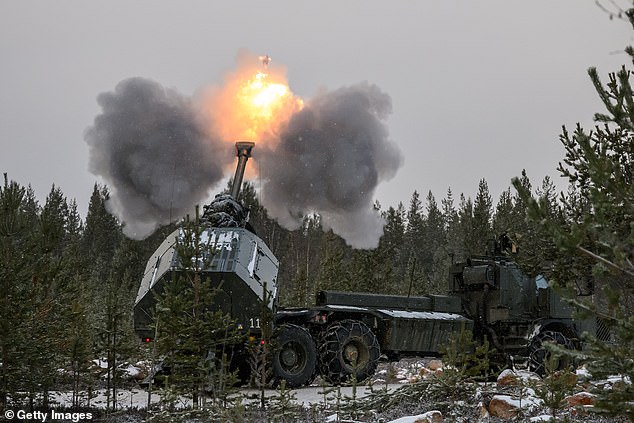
[242,383,403,407]
[385,410,442,423]
[530,415,556,422]
[49,389,161,410]
[38,358,632,422]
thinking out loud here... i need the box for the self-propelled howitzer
[133,142,279,342]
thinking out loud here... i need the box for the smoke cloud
[85,54,403,248]
[85,77,226,239]
[259,83,403,249]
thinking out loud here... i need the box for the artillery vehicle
[134,142,596,387]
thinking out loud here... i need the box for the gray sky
[1,1,632,220]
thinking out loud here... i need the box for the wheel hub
[344,343,359,364]
[281,347,298,367]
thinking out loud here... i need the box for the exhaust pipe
[230,141,255,200]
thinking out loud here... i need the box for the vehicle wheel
[319,319,380,385]
[528,330,575,376]
[271,324,317,388]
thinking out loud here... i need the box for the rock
[488,394,541,420]
[488,395,520,420]
[565,391,594,407]
[564,392,594,416]
[497,369,519,386]
[415,410,442,423]
[496,369,541,387]
[427,359,443,371]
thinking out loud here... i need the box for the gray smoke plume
[85,77,226,239]
[259,82,403,249]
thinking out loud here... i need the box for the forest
[0,167,561,406]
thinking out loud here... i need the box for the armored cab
[133,142,279,340]
[448,236,583,373]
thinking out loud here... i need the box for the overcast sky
[1,1,632,220]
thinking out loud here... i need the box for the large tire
[528,330,575,376]
[319,320,380,385]
[271,324,317,388]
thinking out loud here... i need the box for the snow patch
[378,309,466,320]
[530,415,555,422]
[387,410,442,423]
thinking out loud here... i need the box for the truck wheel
[319,320,380,385]
[272,324,317,388]
[528,330,575,376]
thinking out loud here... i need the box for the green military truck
[133,142,599,387]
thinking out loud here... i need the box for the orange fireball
[202,54,303,145]
[235,71,303,140]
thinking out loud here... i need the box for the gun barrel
[230,141,255,199]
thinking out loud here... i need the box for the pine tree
[492,188,515,236]
[456,194,474,259]
[300,214,324,304]
[512,169,532,235]
[349,244,393,295]
[57,199,94,408]
[404,191,426,292]
[82,184,120,265]
[279,214,323,307]
[381,203,407,294]
[80,184,125,411]
[82,184,122,336]
[443,188,461,265]
[21,186,73,408]
[0,176,35,410]
[154,210,244,409]
[513,63,634,418]
[422,191,447,294]
[316,230,350,292]
[101,239,146,412]
[472,178,493,253]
